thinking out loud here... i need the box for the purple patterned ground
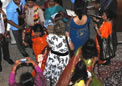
[94,44,122,86]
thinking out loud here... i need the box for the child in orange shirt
[32,24,48,73]
[94,10,115,64]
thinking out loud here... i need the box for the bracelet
[67,36,71,42]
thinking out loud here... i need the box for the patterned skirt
[43,51,70,85]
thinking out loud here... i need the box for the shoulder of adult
[83,15,91,24]
[87,15,91,23]
[55,5,65,11]
[6,0,13,8]
[1,9,5,15]
[47,33,53,37]
[6,3,15,12]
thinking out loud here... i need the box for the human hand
[26,57,33,63]
[4,31,10,38]
[26,57,37,66]
[15,60,21,66]
[11,60,21,73]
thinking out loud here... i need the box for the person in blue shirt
[6,0,29,57]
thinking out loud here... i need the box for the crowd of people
[0,0,117,86]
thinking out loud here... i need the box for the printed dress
[66,17,90,53]
[44,34,70,85]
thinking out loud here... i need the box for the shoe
[6,59,14,65]
[22,52,29,57]
[98,60,106,64]
[0,65,2,72]
[103,59,111,65]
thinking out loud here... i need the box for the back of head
[71,60,88,84]
[103,9,116,20]
[20,72,34,86]
[74,0,87,20]
[53,21,65,35]
[33,24,44,37]
[54,0,63,6]
[82,39,98,59]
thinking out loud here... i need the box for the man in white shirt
[0,1,14,72]
[1,0,16,44]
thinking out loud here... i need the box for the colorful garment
[44,5,67,28]
[44,34,70,85]
[33,5,40,24]
[31,32,48,74]
[56,47,82,86]
[66,17,90,53]
[74,80,85,86]
[84,58,104,86]
[25,5,44,26]
[31,32,48,60]
[44,5,65,20]
[69,80,85,86]
[96,22,114,60]
[9,66,47,86]
[99,22,112,39]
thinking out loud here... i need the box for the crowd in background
[0,0,117,86]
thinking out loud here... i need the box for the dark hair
[20,72,34,86]
[26,0,35,2]
[82,39,98,60]
[74,0,87,20]
[71,60,88,84]
[0,1,3,8]
[33,24,44,37]
[95,0,100,3]
[53,21,65,35]
[103,10,116,20]
[54,0,63,6]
